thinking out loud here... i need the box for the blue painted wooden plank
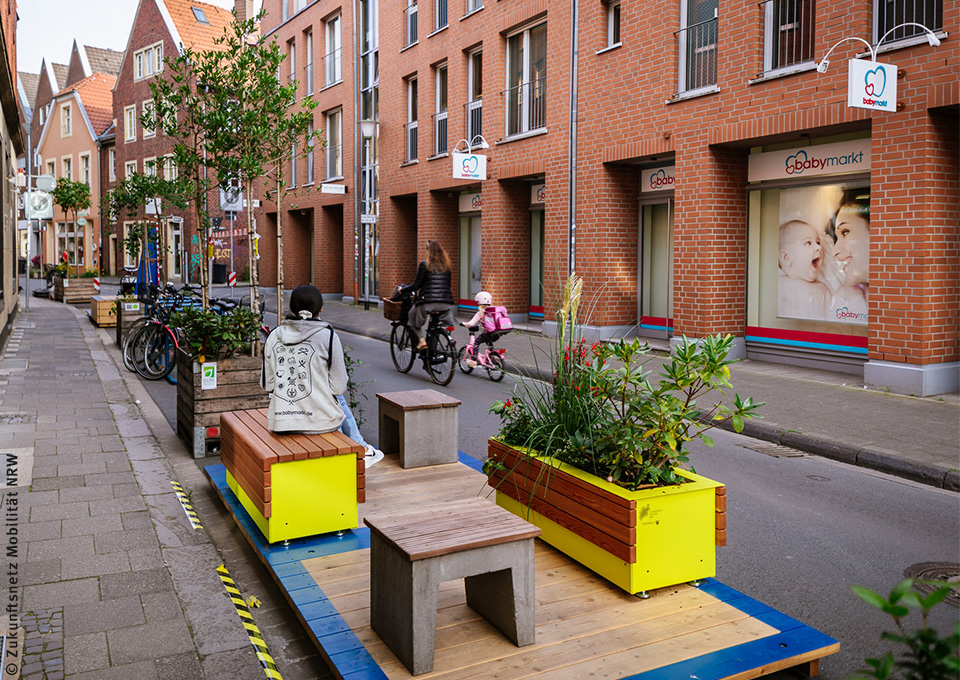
[328,646,386,676]
[696,578,746,602]
[298,598,341,622]
[458,451,484,472]
[754,609,806,633]
[341,665,390,680]
[623,626,839,680]
[303,613,351,639]
[313,629,367,656]
[273,561,308,578]
[288,584,328,607]
[278,571,323,592]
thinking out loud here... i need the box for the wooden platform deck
[206,454,839,680]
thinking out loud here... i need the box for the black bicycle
[387,305,457,386]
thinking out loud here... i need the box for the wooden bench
[376,389,461,468]
[364,498,541,675]
[220,408,364,543]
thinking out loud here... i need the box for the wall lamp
[816,22,941,73]
[453,135,490,154]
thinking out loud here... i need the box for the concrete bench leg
[377,401,458,468]
[464,539,536,647]
[378,402,402,458]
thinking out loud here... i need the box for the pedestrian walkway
[0,297,331,679]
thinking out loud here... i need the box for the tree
[51,179,91,276]
[202,11,320,321]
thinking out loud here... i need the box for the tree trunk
[275,174,284,322]
[245,182,261,357]
[195,186,209,310]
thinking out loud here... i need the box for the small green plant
[850,579,959,679]
[342,344,370,428]
[80,268,98,278]
[173,306,262,360]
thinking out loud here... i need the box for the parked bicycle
[384,296,457,386]
[457,323,508,382]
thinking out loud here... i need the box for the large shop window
[747,183,870,344]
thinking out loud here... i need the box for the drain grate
[742,441,806,458]
[0,413,36,425]
[904,562,960,608]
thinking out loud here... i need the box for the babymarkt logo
[862,65,888,107]
[785,148,865,176]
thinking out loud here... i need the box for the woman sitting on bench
[261,285,384,468]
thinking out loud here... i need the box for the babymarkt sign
[847,59,897,112]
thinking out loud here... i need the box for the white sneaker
[364,445,384,469]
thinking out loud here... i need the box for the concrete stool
[364,498,541,675]
[376,389,461,468]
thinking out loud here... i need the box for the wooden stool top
[376,389,462,411]
[364,498,540,561]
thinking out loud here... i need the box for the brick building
[0,0,23,346]
[259,0,958,395]
[110,0,253,285]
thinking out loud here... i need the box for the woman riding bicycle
[398,240,455,351]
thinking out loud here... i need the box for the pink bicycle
[457,324,507,382]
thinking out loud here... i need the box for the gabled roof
[60,72,117,137]
[18,72,39,108]
[84,46,123,76]
[162,0,234,54]
[52,63,69,90]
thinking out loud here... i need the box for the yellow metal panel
[226,469,270,539]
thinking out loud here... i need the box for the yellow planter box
[227,453,359,543]
[490,440,724,594]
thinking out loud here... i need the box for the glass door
[458,214,481,303]
[640,200,674,336]
[529,209,544,319]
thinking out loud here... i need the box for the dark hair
[287,285,324,320]
[426,240,451,274]
[828,189,870,241]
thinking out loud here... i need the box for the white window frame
[123,222,137,267]
[61,156,73,181]
[46,160,55,177]
[505,22,547,136]
[325,109,343,179]
[61,104,72,137]
[434,64,448,155]
[762,0,815,74]
[304,29,314,95]
[108,148,116,181]
[406,77,418,162]
[125,160,137,178]
[305,121,315,184]
[290,140,298,187]
[677,0,718,94]
[608,0,622,47]
[80,153,91,187]
[133,42,163,81]
[142,100,156,138]
[144,157,158,176]
[466,48,483,140]
[288,39,297,84]
[325,14,342,85]
[164,155,178,180]
[124,105,137,142]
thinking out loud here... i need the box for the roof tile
[164,0,234,54]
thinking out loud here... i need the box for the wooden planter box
[115,300,145,346]
[176,347,270,458]
[488,438,726,594]
[89,295,118,327]
[53,276,97,304]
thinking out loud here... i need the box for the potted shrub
[172,306,269,458]
[486,275,761,594]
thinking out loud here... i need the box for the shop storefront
[638,165,675,338]
[458,191,482,312]
[745,136,871,373]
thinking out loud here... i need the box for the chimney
[235,0,255,22]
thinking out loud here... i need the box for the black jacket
[401,261,454,305]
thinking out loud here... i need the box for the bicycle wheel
[390,324,416,373]
[126,323,152,376]
[457,346,474,374]
[485,350,505,382]
[137,324,178,380]
[427,331,455,386]
[121,318,150,371]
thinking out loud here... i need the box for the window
[125,161,137,178]
[164,156,178,180]
[283,0,288,21]
[325,14,342,85]
[142,100,156,138]
[133,42,163,81]
[678,0,718,92]
[80,154,91,186]
[61,104,72,137]
[108,148,116,181]
[434,65,448,155]
[326,110,342,179]
[404,0,418,46]
[124,106,137,141]
[288,39,297,84]
[144,157,157,176]
[875,0,942,43]
[296,0,307,9]
[39,106,45,125]
[763,0,814,72]
[466,49,482,140]
[466,0,482,15]
[305,122,315,184]
[62,157,72,181]
[46,160,55,177]
[192,7,209,24]
[123,222,137,267]
[359,0,379,122]
[405,78,418,162]
[608,0,622,47]
[435,0,448,31]
[305,30,314,95]
[57,222,83,266]
[506,23,547,136]
[290,140,298,187]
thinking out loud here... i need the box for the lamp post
[358,118,378,311]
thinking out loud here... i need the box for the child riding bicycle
[460,291,512,367]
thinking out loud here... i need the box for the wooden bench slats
[235,409,305,463]
[361,497,483,527]
[376,388,462,411]
[223,411,278,469]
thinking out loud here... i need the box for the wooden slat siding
[376,388,463,411]
[489,441,637,520]
[364,498,540,561]
[222,428,273,501]
[224,412,279,469]
[234,410,302,463]
[715,486,727,547]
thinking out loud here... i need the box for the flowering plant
[489,275,762,489]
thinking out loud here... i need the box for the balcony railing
[876,0,943,42]
[433,111,448,155]
[465,99,482,140]
[435,0,448,30]
[404,121,418,162]
[676,17,718,93]
[404,5,418,46]
[504,77,546,137]
[323,48,342,86]
[325,144,342,179]
[304,62,314,94]
[763,0,814,71]
[465,0,482,14]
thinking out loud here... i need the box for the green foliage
[850,580,959,679]
[173,306,263,360]
[79,269,98,278]
[342,344,370,429]
[51,178,91,215]
[491,274,762,489]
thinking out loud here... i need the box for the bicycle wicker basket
[383,300,403,321]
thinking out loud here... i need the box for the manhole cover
[744,442,806,458]
[0,413,35,425]
[904,562,960,608]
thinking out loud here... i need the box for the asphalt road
[132,328,960,679]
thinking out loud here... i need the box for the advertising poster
[777,185,869,325]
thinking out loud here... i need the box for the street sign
[228,271,237,287]
[76,217,87,226]
[361,214,377,224]
[35,174,55,192]
[220,185,243,211]
[25,191,53,219]
[211,217,224,229]
[453,152,487,181]
[321,183,347,194]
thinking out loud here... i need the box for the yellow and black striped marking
[216,564,283,680]
[170,481,203,529]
